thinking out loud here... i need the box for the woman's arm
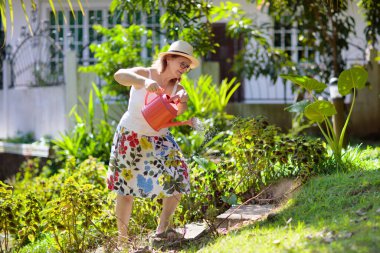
[177,101,188,115]
[114,67,149,89]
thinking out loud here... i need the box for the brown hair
[151,54,180,74]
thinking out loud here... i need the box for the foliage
[0,131,35,144]
[212,1,296,83]
[222,117,327,194]
[168,74,240,165]
[358,0,380,48]
[180,158,231,222]
[52,83,114,165]
[175,74,240,130]
[84,0,295,94]
[109,0,217,56]
[79,25,150,97]
[6,157,117,253]
[0,181,22,253]
[281,66,368,164]
[43,177,105,252]
[257,0,359,79]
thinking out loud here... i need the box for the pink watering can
[141,93,196,131]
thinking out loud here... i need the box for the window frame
[42,2,164,66]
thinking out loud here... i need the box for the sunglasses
[179,62,191,72]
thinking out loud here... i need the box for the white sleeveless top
[119,70,179,136]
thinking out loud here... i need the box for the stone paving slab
[216,204,274,229]
[176,222,208,240]
[217,204,274,220]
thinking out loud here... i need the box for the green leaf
[221,193,238,205]
[28,233,35,243]
[305,100,337,122]
[284,100,311,113]
[280,75,327,93]
[338,67,368,95]
[21,0,33,35]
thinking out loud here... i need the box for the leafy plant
[281,66,368,164]
[176,74,240,119]
[16,193,43,250]
[180,158,231,222]
[52,83,114,164]
[0,182,21,253]
[43,177,105,253]
[173,74,240,137]
[79,25,150,97]
[0,0,87,42]
[0,131,35,144]
[223,117,326,194]
[109,0,218,56]
[10,157,115,253]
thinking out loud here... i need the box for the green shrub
[6,157,116,253]
[43,177,106,252]
[0,181,22,253]
[223,117,327,194]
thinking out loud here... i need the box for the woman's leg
[156,194,182,234]
[115,194,134,244]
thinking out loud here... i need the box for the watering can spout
[161,118,194,129]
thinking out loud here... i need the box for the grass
[181,158,380,252]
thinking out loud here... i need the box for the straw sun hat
[158,40,200,69]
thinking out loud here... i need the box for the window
[49,8,163,66]
[273,17,315,64]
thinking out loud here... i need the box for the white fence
[244,76,294,104]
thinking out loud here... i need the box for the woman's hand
[175,89,189,103]
[145,79,163,94]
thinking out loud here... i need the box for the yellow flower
[158,174,172,185]
[168,150,177,159]
[140,137,153,150]
[158,175,165,186]
[121,169,133,181]
[165,174,172,183]
[165,157,181,167]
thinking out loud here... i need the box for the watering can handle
[169,95,180,103]
[144,91,179,105]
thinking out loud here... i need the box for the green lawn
[183,167,380,253]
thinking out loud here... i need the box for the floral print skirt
[106,125,190,199]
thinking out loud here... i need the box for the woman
[106,40,199,245]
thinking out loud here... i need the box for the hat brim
[158,52,200,69]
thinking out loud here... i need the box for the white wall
[0,86,66,139]
[0,50,79,140]
[343,1,368,65]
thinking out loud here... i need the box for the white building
[1,0,378,140]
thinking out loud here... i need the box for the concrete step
[216,204,274,229]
